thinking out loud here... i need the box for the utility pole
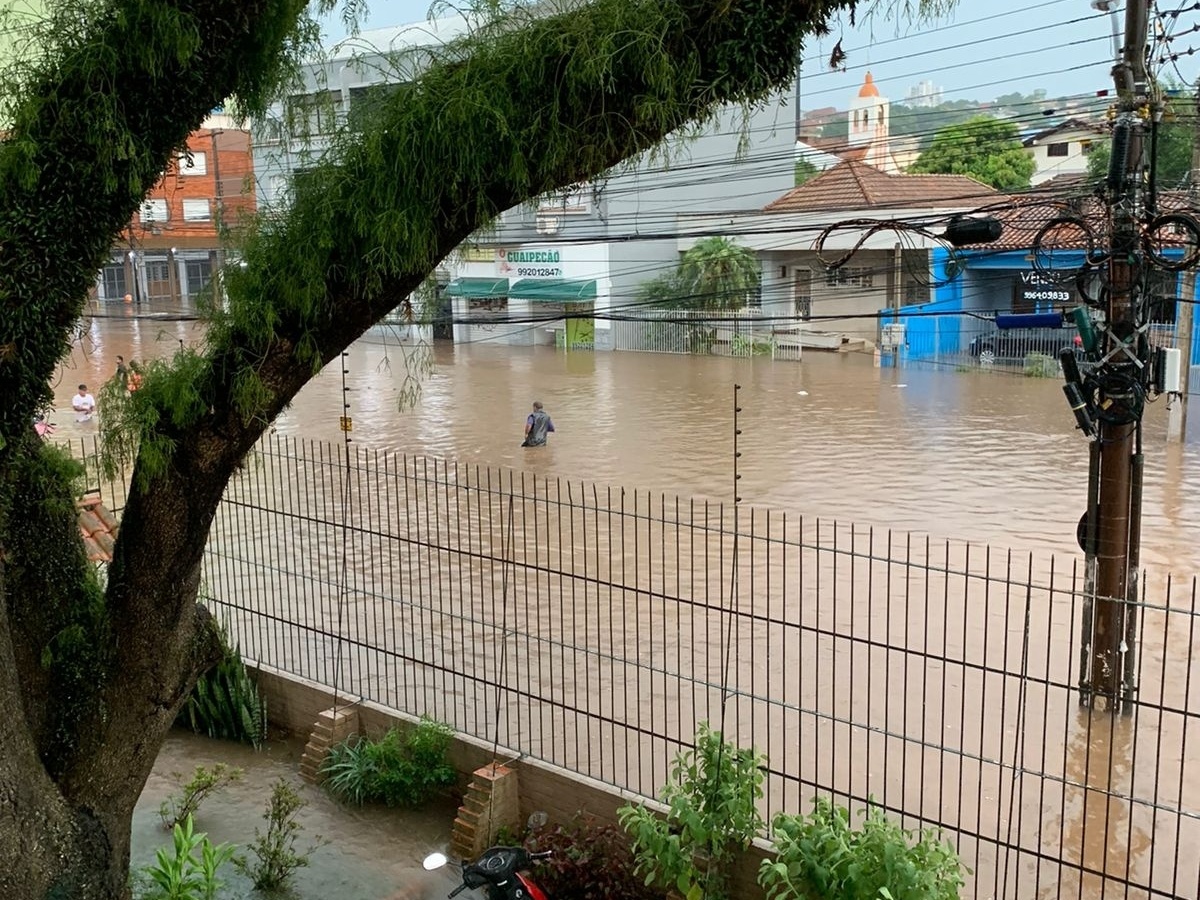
[1089,0,1151,707]
[1168,82,1200,442]
[210,129,226,273]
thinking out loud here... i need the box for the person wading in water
[522,400,555,447]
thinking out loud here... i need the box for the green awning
[446,277,508,299]
[510,278,597,302]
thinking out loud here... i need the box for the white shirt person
[72,384,96,423]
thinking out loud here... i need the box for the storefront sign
[1015,271,1072,305]
[498,247,563,279]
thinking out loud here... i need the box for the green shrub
[758,798,967,900]
[1023,352,1059,378]
[524,813,660,900]
[234,777,328,892]
[619,722,765,900]
[139,815,236,900]
[159,763,244,831]
[321,718,457,808]
[179,629,267,748]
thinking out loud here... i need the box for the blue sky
[323,0,1200,110]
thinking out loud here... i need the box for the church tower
[848,71,889,147]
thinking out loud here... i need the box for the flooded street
[57,313,1200,574]
[58,313,1200,899]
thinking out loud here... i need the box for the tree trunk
[0,0,862,894]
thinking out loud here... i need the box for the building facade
[1022,119,1105,186]
[97,115,254,307]
[251,16,799,350]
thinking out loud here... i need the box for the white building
[1022,119,1106,186]
[252,13,799,351]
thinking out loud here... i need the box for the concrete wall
[251,662,769,899]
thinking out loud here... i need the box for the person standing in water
[522,401,555,447]
[72,384,97,423]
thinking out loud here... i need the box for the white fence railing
[610,307,801,360]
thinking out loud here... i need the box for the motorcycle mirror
[423,853,449,871]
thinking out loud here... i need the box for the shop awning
[510,278,598,302]
[446,277,509,299]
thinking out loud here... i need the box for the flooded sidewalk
[134,730,461,900]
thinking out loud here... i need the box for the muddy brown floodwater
[58,313,1200,900]
[134,730,462,900]
[56,314,1200,573]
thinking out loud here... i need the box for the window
[140,199,168,224]
[177,151,207,175]
[1046,142,1069,157]
[824,266,874,288]
[184,258,212,295]
[793,268,812,320]
[182,199,211,221]
[145,260,170,282]
[289,90,342,136]
[346,83,407,131]
[538,182,592,214]
[1080,140,1094,155]
[101,263,126,300]
[904,279,928,305]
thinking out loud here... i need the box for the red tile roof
[954,189,1199,251]
[764,159,997,213]
[78,492,119,563]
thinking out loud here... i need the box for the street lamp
[1091,0,1122,62]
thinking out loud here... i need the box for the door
[793,268,812,320]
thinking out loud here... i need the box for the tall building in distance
[905,80,944,108]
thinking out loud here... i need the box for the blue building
[883,205,1200,371]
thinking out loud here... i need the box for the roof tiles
[78,492,119,563]
[765,159,998,214]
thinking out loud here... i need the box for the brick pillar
[298,704,359,784]
[450,763,521,861]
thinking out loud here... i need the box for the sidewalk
[135,729,462,899]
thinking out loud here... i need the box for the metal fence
[888,311,1200,391]
[611,307,802,361]
[177,434,1200,900]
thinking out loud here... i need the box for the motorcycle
[423,846,552,900]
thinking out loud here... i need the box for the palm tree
[638,237,762,353]
[674,236,761,309]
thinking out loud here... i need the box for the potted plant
[618,723,765,900]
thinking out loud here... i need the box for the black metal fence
[87,434,1200,899]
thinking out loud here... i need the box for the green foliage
[179,626,268,749]
[524,813,660,900]
[639,237,761,311]
[3,439,111,774]
[0,0,316,455]
[821,116,848,142]
[234,777,327,892]
[758,799,967,900]
[140,815,236,900]
[159,764,245,831]
[888,101,986,150]
[910,115,1034,191]
[1023,352,1060,378]
[618,722,765,900]
[1087,95,1195,188]
[731,333,776,357]
[321,718,458,808]
[795,157,820,186]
